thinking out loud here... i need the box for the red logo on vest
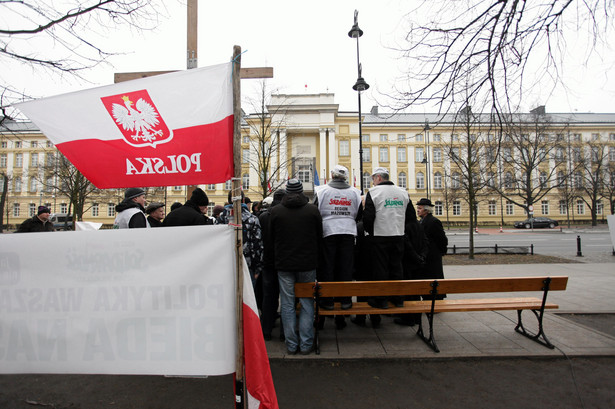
[101,90,173,148]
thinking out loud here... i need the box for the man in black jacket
[162,188,212,227]
[416,198,448,283]
[15,206,55,233]
[269,179,323,355]
[114,188,149,229]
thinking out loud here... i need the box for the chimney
[530,105,546,115]
[370,106,378,115]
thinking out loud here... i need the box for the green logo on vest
[384,198,404,208]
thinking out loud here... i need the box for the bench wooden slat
[295,276,568,298]
[316,298,559,315]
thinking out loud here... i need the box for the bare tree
[1,0,162,117]
[0,171,10,232]
[389,0,613,115]
[488,109,570,218]
[439,167,463,230]
[577,140,609,226]
[604,163,615,215]
[243,82,295,199]
[446,105,499,258]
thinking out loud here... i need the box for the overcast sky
[10,0,615,115]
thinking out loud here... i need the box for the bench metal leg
[515,309,555,349]
[416,313,440,353]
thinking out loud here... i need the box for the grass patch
[443,253,579,265]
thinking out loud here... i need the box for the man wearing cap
[416,198,448,283]
[15,205,55,233]
[269,179,323,355]
[114,188,150,229]
[163,187,212,226]
[313,164,362,327]
[363,167,414,309]
[145,202,165,227]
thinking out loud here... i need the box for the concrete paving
[265,262,615,360]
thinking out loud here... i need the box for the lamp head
[353,77,370,92]
[348,10,363,38]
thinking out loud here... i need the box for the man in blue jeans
[268,179,323,355]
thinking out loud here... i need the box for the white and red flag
[16,63,234,188]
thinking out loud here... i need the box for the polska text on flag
[16,63,234,189]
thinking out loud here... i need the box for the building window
[397,147,407,162]
[433,134,441,142]
[242,148,250,163]
[398,172,407,188]
[488,200,497,215]
[60,203,68,214]
[15,141,22,148]
[573,133,582,142]
[29,203,36,217]
[242,135,250,144]
[433,172,442,189]
[432,148,442,162]
[207,184,216,190]
[597,201,603,215]
[225,180,232,190]
[559,200,567,215]
[609,147,615,162]
[0,153,7,167]
[573,172,583,189]
[415,133,423,142]
[14,176,22,192]
[397,134,406,142]
[539,171,547,187]
[506,201,514,215]
[362,148,371,162]
[503,147,512,161]
[416,172,425,189]
[363,172,371,189]
[504,172,513,188]
[576,199,585,215]
[92,203,99,217]
[29,177,37,192]
[591,133,600,141]
[541,200,549,215]
[1,141,7,148]
[108,203,115,217]
[30,153,38,167]
[452,172,461,188]
[339,140,350,156]
[379,134,388,142]
[434,201,443,216]
[46,152,55,166]
[379,147,389,162]
[451,134,459,142]
[13,203,20,217]
[486,172,495,187]
[46,141,53,148]
[31,141,38,148]
[453,200,461,216]
[415,147,424,162]
[15,153,23,167]
[173,185,182,191]
[362,134,370,143]
[242,174,250,190]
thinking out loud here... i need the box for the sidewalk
[265,262,615,360]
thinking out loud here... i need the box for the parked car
[50,213,74,231]
[513,217,559,229]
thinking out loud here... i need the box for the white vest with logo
[114,208,150,229]
[368,184,409,237]
[315,184,362,237]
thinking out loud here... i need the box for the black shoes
[370,315,381,328]
[319,301,335,311]
[367,299,388,309]
[300,346,315,355]
[263,333,272,341]
[286,347,298,355]
[341,302,353,310]
[335,317,347,330]
[351,316,367,327]
[391,298,404,308]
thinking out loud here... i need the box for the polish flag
[16,63,234,188]
[242,259,279,409]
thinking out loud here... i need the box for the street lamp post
[349,10,369,193]
[423,121,431,200]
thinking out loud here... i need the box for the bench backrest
[294,276,568,298]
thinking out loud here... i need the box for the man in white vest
[113,187,150,229]
[363,167,413,309]
[314,165,362,328]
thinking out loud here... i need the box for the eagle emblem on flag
[101,90,172,148]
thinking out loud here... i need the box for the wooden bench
[295,276,568,354]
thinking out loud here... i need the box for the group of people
[14,166,448,357]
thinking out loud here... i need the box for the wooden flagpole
[232,45,246,409]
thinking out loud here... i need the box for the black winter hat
[125,187,145,200]
[37,206,51,215]
[285,179,303,194]
[190,188,209,207]
[416,198,434,206]
[272,189,286,206]
[145,202,164,214]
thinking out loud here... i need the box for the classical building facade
[2,93,614,228]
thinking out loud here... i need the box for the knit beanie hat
[272,189,286,206]
[285,179,303,194]
[125,187,145,200]
[37,206,51,215]
[190,188,209,207]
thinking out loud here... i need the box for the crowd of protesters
[15,166,447,356]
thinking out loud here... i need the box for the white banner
[0,225,237,376]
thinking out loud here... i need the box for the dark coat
[115,200,148,228]
[162,200,212,227]
[15,215,55,233]
[268,193,323,272]
[418,213,448,280]
[147,216,164,227]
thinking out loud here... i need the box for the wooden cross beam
[114,67,273,83]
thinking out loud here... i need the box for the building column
[319,128,328,178]
[327,128,336,173]
[278,129,288,181]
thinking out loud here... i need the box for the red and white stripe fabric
[16,63,234,188]
[242,259,279,409]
